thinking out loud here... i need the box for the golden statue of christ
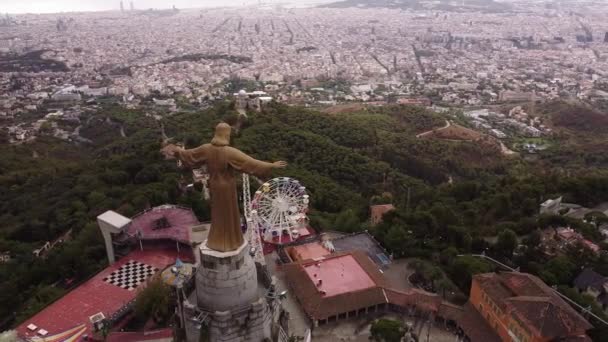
[161,123,287,252]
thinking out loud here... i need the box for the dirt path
[416,120,451,138]
[499,141,516,156]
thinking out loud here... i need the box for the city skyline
[1,0,332,14]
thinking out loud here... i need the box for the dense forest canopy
[1,101,608,338]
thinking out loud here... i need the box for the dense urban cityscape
[1,0,608,342]
[1,1,608,143]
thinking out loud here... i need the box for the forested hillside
[2,101,608,337]
[535,101,608,169]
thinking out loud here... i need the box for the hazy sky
[1,0,321,14]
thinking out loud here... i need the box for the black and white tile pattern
[103,260,158,291]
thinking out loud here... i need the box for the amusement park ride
[242,174,310,264]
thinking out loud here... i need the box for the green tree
[333,209,361,233]
[15,285,65,323]
[39,121,53,134]
[87,191,107,208]
[558,286,608,340]
[447,256,493,292]
[539,256,577,285]
[134,277,171,323]
[523,230,541,249]
[384,226,413,257]
[436,278,452,299]
[495,229,518,258]
[370,319,404,342]
[439,247,458,265]
[428,266,444,290]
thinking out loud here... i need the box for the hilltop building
[16,205,206,341]
[370,204,395,226]
[470,272,592,341]
[278,232,498,341]
[540,227,600,256]
[539,196,562,215]
[234,89,273,115]
[277,230,594,341]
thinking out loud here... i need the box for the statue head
[211,122,231,146]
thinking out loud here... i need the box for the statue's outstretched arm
[162,143,210,168]
[227,147,286,178]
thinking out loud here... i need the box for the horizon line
[3,0,331,16]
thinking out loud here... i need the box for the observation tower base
[184,241,273,342]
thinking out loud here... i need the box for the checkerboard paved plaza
[103,260,158,291]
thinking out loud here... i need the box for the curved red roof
[127,205,198,244]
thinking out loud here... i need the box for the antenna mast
[243,173,251,220]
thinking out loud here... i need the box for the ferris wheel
[250,177,309,242]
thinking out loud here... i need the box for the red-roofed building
[470,272,592,342]
[282,250,502,341]
[282,251,394,325]
[541,227,600,256]
[16,205,202,341]
[279,235,506,341]
[263,225,315,246]
[16,248,193,341]
[285,242,331,262]
[370,204,395,226]
[127,205,197,244]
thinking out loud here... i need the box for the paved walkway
[381,258,414,291]
[265,252,312,338]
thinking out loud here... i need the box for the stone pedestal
[186,241,272,342]
[197,241,259,312]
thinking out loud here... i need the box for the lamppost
[266,287,288,340]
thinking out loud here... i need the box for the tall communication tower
[120,1,124,12]
[247,211,266,265]
[130,1,134,11]
[243,173,265,264]
[242,173,252,220]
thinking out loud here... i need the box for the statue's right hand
[273,161,288,168]
[161,144,181,160]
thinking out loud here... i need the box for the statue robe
[176,144,274,252]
